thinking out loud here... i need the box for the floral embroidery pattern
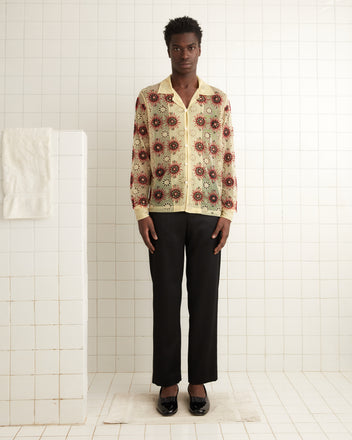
[151,116,162,129]
[193,191,203,202]
[170,163,181,176]
[169,140,179,151]
[148,92,159,103]
[210,119,220,130]
[155,166,165,178]
[171,188,182,199]
[152,142,164,154]
[167,115,179,127]
[209,193,218,204]
[153,189,164,201]
[209,144,218,155]
[212,93,222,106]
[195,141,205,152]
[195,115,206,127]
[197,94,207,104]
[138,125,148,136]
[195,166,205,177]
[130,77,237,221]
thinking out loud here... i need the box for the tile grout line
[303,371,349,436]
[91,372,117,438]
[267,372,305,440]
[286,371,330,439]
[320,371,352,433]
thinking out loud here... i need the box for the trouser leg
[186,214,221,384]
[149,212,186,386]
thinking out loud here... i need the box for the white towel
[2,127,53,219]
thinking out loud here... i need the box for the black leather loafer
[157,384,179,416]
[188,384,210,415]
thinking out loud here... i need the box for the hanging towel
[2,127,53,219]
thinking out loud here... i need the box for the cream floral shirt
[130,75,237,221]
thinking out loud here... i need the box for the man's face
[167,32,201,76]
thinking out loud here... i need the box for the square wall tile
[59,399,86,424]
[34,399,59,425]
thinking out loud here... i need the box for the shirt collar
[158,75,214,105]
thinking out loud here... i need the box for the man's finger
[214,231,229,254]
[149,224,158,240]
[143,233,155,253]
[212,225,222,239]
[214,239,224,254]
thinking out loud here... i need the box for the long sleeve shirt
[130,75,237,221]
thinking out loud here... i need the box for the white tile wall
[0,130,88,425]
[0,0,351,393]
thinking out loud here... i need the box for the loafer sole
[157,407,178,416]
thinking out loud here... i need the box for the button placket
[184,107,191,209]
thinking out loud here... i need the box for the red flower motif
[193,191,203,202]
[222,199,234,209]
[209,193,218,205]
[210,118,220,130]
[195,141,205,152]
[197,94,207,104]
[170,188,182,199]
[195,115,206,127]
[138,174,148,185]
[212,94,222,106]
[169,163,181,176]
[167,115,179,127]
[224,176,235,187]
[148,92,159,103]
[169,140,179,151]
[153,189,164,202]
[223,126,231,138]
[209,169,217,180]
[138,125,148,136]
[152,142,164,154]
[195,166,205,177]
[138,150,148,161]
[139,197,148,206]
[209,144,218,155]
[224,152,233,163]
[155,166,166,179]
[151,116,162,129]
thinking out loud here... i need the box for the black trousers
[149,212,221,387]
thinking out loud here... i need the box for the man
[130,16,237,416]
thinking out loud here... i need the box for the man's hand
[138,216,158,254]
[212,217,231,255]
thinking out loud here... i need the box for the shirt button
[185,181,188,184]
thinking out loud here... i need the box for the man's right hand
[138,216,158,254]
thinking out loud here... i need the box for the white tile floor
[1,372,352,440]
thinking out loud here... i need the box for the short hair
[164,16,203,48]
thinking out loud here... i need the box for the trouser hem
[152,375,182,387]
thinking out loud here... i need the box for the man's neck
[170,72,198,90]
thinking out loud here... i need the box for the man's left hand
[212,217,231,255]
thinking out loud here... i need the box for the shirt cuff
[220,209,235,221]
[134,206,149,221]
